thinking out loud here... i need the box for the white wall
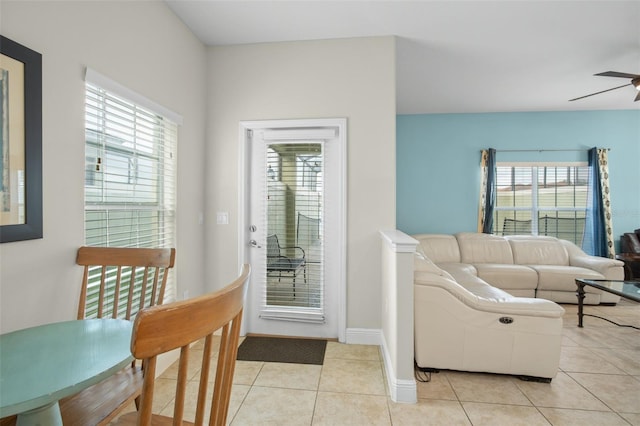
[206,37,396,331]
[0,1,208,333]
[0,5,397,336]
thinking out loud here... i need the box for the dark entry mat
[236,336,327,365]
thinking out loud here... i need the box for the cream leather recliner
[414,261,564,381]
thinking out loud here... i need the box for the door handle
[249,239,262,248]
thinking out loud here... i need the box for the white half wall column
[379,230,418,403]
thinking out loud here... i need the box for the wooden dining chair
[60,246,176,426]
[114,264,250,426]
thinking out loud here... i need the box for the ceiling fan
[569,71,640,102]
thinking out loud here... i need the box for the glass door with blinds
[243,120,346,340]
[265,143,324,312]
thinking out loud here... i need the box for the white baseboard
[344,328,416,403]
[381,332,417,404]
[345,328,382,345]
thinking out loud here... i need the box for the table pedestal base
[16,401,62,426]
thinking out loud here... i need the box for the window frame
[492,161,588,243]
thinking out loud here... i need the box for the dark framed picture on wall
[0,35,42,243]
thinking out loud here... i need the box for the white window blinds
[264,142,325,322]
[84,71,178,301]
[494,163,588,245]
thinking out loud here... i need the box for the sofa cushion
[438,263,478,281]
[414,270,454,284]
[475,264,538,291]
[456,232,514,264]
[507,236,569,266]
[414,248,455,280]
[414,234,461,263]
[452,272,513,300]
[532,265,604,292]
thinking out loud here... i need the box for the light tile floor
[115,300,640,425]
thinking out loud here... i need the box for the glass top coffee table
[575,279,640,329]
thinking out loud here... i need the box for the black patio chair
[266,234,306,297]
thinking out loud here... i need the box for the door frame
[238,118,347,342]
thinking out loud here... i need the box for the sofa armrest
[414,273,565,318]
[560,240,624,278]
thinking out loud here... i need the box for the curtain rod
[483,148,611,153]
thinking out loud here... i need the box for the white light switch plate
[216,212,229,225]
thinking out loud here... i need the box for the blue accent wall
[397,110,640,245]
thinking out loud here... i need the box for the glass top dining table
[0,318,133,426]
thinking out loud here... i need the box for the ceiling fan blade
[569,83,631,102]
[595,71,640,79]
[635,91,640,102]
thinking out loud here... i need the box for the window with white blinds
[493,163,588,245]
[84,76,177,302]
[265,143,324,314]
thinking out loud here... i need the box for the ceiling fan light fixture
[633,78,640,91]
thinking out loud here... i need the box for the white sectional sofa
[412,232,625,381]
[415,232,624,304]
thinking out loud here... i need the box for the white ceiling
[165,0,640,114]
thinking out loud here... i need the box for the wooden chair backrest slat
[76,246,176,321]
[121,264,250,426]
[111,266,122,319]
